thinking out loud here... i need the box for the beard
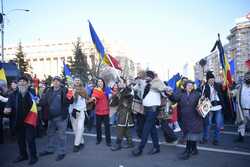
[246,80,250,85]
[18,85,28,97]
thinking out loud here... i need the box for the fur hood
[151,78,167,92]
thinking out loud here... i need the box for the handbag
[132,98,144,114]
[197,86,212,118]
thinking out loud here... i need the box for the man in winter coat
[39,76,73,161]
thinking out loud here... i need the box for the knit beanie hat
[244,71,250,81]
[146,71,155,79]
[206,71,215,81]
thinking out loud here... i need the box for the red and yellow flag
[24,98,38,127]
[103,54,122,71]
[92,87,104,98]
[223,54,233,87]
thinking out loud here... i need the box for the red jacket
[92,88,110,116]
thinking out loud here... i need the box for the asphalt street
[1,124,250,167]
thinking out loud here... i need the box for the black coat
[0,92,7,116]
[169,90,202,134]
[6,91,33,128]
[203,82,225,108]
[40,86,73,120]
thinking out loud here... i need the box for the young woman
[168,80,202,160]
[91,78,112,147]
[69,77,88,152]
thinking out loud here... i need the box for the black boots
[13,155,28,163]
[122,139,134,149]
[132,148,143,156]
[179,141,191,160]
[179,141,198,160]
[234,133,244,143]
[28,157,38,165]
[191,141,198,155]
[111,139,134,151]
[73,145,81,152]
[55,154,65,161]
[111,140,122,151]
[13,155,38,165]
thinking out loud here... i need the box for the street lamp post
[1,0,4,62]
[0,0,30,62]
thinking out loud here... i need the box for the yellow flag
[0,62,7,81]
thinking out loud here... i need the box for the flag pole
[217,33,234,117]
[96,56,102,78]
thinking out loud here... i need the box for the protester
[168,80,202,160]
[231,71,250,142]
[111,85,134,151]
[8,80,18,95]
[132,71,166,156]
[5,81,18,137]
[90,78,112,147]
[202,71,225,145]
[109,82,119,125]
[69,77,88,152]
[4,76,38,165]
[0,86,8,144]
[39,76,73,161]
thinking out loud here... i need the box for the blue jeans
[203,109,223,141]
[46,117,68,155]
[139,106,159,150]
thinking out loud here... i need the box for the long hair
[97,78,106,91]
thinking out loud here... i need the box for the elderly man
[39,76,73,161]
[232,71,250,142]
[4,76,38,165]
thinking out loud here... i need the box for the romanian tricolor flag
[0,61,7,82]
[211,34,233,88]
[88,20,122,71]
[24,93,38,127]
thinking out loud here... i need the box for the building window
[53,57,58,60]
[40,58,44,61]
[33,58,37,62]
[46,58,51,61]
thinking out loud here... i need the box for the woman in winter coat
[168,80,202,160]
[90,78,112,147]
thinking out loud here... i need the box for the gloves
[66,88,74,100]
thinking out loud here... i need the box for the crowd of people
[0,69,249,165]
